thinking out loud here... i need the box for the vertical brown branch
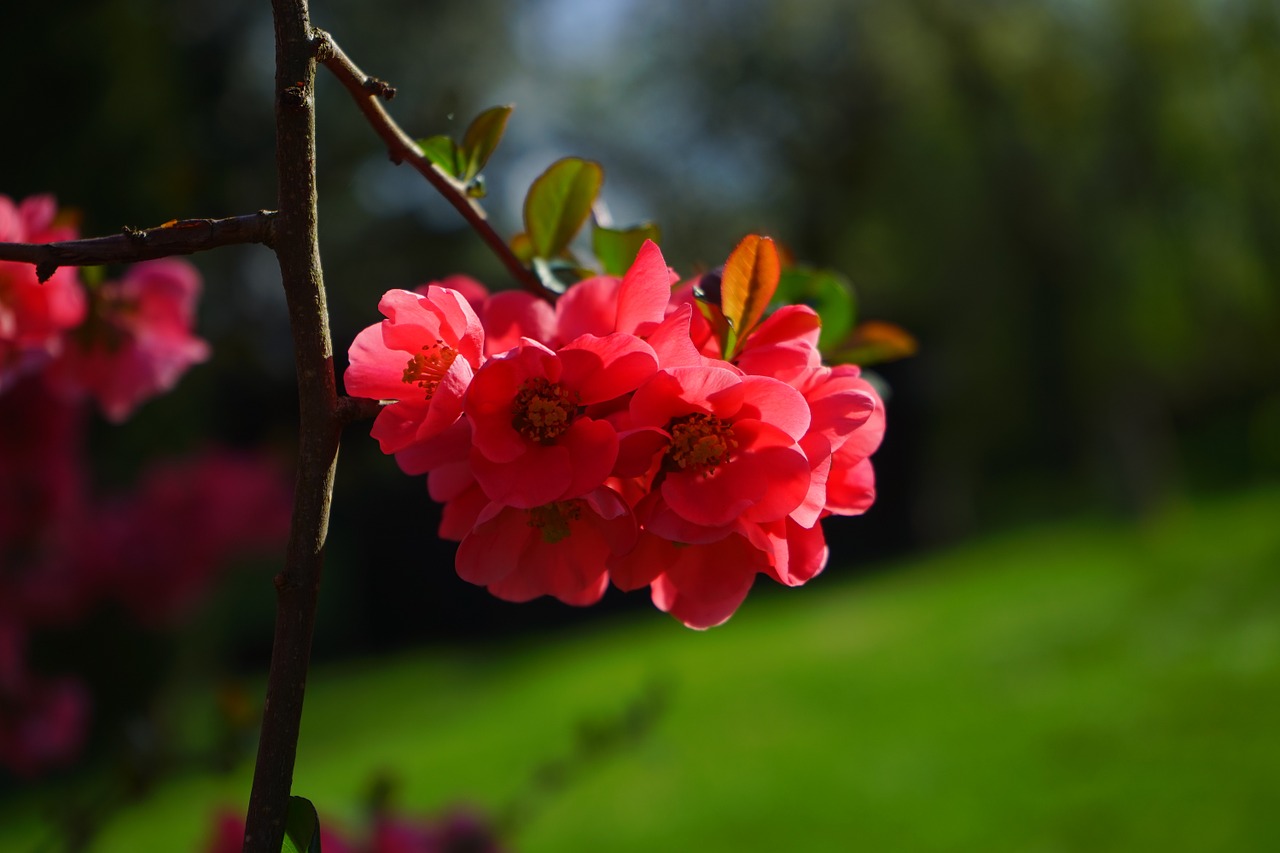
[242,1,339,851]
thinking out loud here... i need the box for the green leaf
[774,267,857,353]
[523,157,604,260]
[282,796,321,853]
[460,105,513,182]
[592,222,662,276]
[418,135,462,178]
[720,234,780,358]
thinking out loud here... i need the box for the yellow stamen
[665,412,737,475]
[402,340,459,400]
[512,377,579,444]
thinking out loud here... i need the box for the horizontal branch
[0,211,277,282]
[312,30,555,302]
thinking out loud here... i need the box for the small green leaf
[720,234,780,358]
[774,267,857,353]
[282,796,321,853]
[461,105,513,182]
[523,157,604,260]
[418,135,462,178]
[593,222,662,276]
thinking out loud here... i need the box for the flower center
[512,377,579,444]
[402,340,459,400]
[527,500,583,544]
[665,412,737,475]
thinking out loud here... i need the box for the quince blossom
[346,286,485,456]
[348,239,888,629]
[465,335,656,507]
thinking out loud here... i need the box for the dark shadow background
[3,0,1279,660]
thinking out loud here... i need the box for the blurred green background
[2,0,1278,849]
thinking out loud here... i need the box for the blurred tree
[2,0,1276,649]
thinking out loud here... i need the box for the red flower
[610,528,771,629]
[553,240,676,342]
[465,335,656,508]
[456,487,635,605]
[623,365,812,535]
[346,286,485,454]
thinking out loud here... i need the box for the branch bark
[0,212,276,282]
[313,30,555,301]
[241,2,339,851]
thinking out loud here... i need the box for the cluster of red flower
[346,240,884,628]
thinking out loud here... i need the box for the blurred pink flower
[0,618,90,778]
[47,258,210,422]
[205,810,354,853]
[75,451,292,626]
[0,194,86,388]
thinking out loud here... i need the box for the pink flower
[731,304,823,383]
[553,240,676,342]
[804,365,885,517]
[784,364,883,526]
[456,487,636,605]
[46,258,210,422]
[426,451,489,542]
[754,516,831,588]
[610,528,771,629]
[465,335,656,508]
[346,286,485,455]
[415,276,555,357]
[622,364,813,536]
[0,195,86,386]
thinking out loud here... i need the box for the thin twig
[312,29,555,301]
[0,212,277,282]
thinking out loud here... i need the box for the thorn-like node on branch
[362,77,396,100]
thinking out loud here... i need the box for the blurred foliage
[2,0,1278,647]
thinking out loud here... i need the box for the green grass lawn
[5,486,1279,851]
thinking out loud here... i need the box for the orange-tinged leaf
[720,234,780,356]
[836,320,918,366]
